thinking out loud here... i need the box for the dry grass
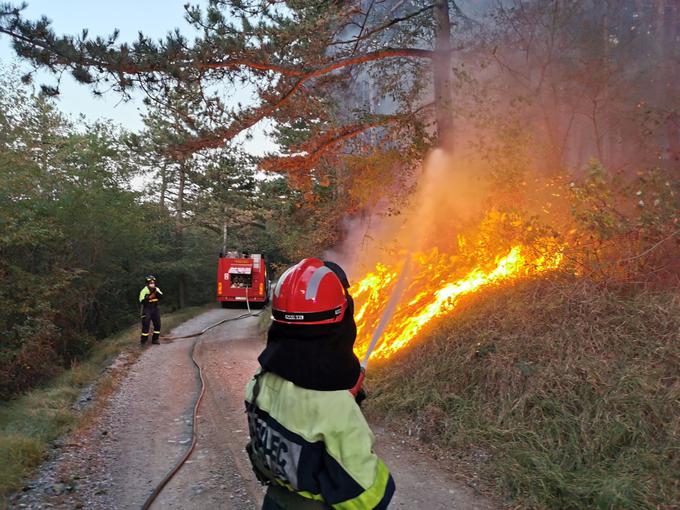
[0,305,210,504]
[367,276,680,509]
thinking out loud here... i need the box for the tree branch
[261,102,435,173]
[329,4,436,47]
[616,229,680,264]
[1,22,432,79]
[170,48,433,154]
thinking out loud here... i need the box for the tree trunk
[178,273,188,309]
[222,208,228,255]
[159,162,167,211]
[176,161,185,229]
[176,159,188,308]
[433,0,454,150]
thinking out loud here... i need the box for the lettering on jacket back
[247,411,302,488]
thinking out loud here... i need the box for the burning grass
[351,208,564,362]
[365,276,680,509]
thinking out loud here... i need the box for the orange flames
[351,239,563,362]
[346,150,566,363]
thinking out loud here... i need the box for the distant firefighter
[139,275,163,345]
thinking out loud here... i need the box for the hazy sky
[0,1,271,155]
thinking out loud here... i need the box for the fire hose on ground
[140,304,263,510]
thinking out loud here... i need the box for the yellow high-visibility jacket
[139,286,163,306]
[245,371,395,509]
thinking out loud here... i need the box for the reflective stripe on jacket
[245,371,395,510]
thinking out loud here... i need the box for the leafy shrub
[567,161,679,286]
[0,319,60,400]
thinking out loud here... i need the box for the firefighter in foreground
[139,275,163,345]
[245,258,395,510]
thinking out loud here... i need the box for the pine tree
[0,1,477,171]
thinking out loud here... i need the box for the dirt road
[11,308,494,510]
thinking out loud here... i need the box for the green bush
[567,161,680,286]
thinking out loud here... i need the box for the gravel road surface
[10,308,494,510]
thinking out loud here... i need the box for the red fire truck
[217,252,270,308]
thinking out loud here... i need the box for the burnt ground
[10,308,494,510]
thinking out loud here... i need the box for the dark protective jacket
[245,371,395,509]
[139,286,163,308]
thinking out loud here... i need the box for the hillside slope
[366,277,679,509]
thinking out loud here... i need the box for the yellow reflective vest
[245,371,395,509]
[139,286,163,306]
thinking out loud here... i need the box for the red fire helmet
[272,258,348,325]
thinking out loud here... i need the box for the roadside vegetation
[365,154,679,508]
[0,305,207,503]
[0,67,303,400]
[0,69,216,399]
